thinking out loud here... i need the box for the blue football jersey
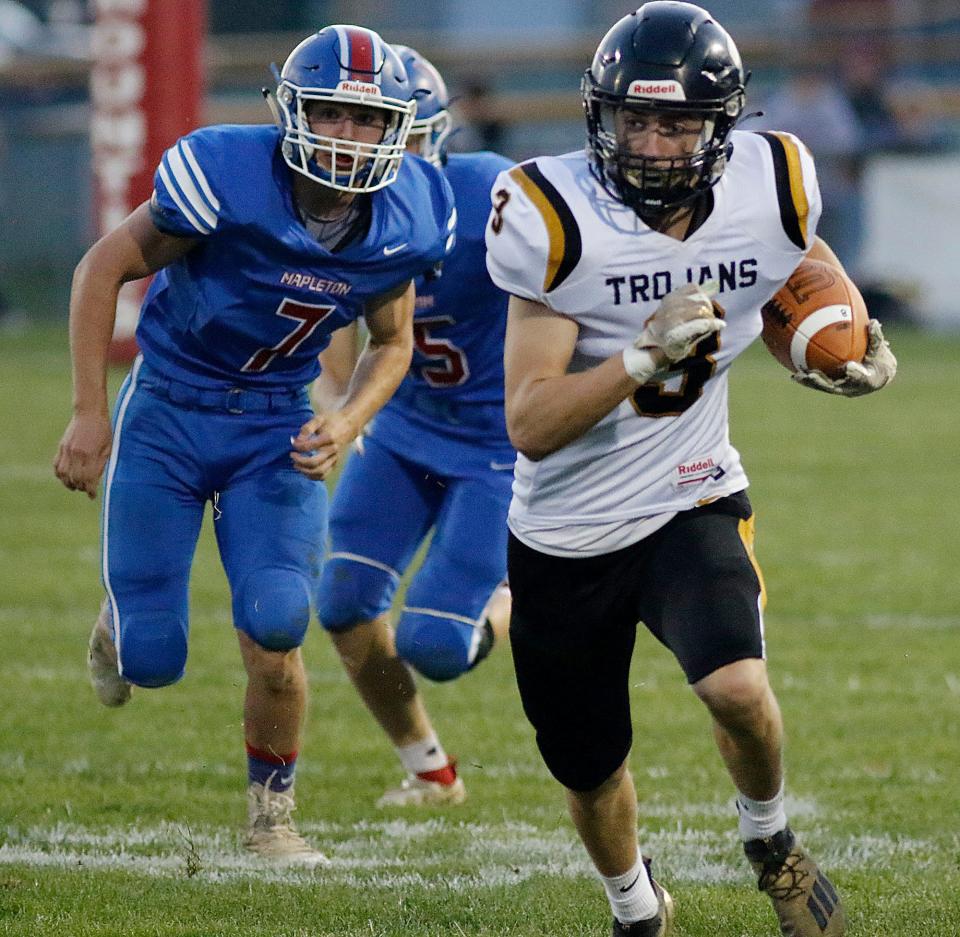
[404,152,512,404]
[369,151,514,466]
[138,124,456,390]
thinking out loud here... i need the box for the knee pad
[316,556,395,633]
[394,608,479,682]
[117,610,187,688]
[234,566,311,651]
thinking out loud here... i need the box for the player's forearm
[68,250,124,417]
[507,352,642,461]
[336,334,412,435]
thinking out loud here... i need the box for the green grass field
[1,324,958,936]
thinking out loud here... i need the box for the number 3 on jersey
[413,315,469,387]
[243,298,336,373]
[630,320,722,417]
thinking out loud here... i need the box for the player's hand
[634,282,725,363]
[792,320,897,396]
[54,411,113,499]
[290,410,359,480]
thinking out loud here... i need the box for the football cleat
[376,771,467,808]
[245,782,330,866]
[745,827,845,936]
[87,619,132,707]
[469,619,496,670]
[612,859,675,937]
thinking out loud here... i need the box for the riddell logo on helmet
[627,80,687,101]
[337,80,380,96]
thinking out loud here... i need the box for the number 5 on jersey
[413,316,469,387]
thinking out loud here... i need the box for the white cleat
[87,620,132,707]
[244,782,330,867]
[376,774,467,808]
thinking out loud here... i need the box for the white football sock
[737,782,787,841]
[600,852,660,924]
[397,734,448,775]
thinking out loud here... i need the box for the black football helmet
[582,2,746,213]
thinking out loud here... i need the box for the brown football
[761,258,869,379]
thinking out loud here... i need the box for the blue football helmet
[392,44,452,167]
[273,25,416,192]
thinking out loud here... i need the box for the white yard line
[0,819,938,886]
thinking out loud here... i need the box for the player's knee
[694,658,772,727]
[394,610,476,682]
[538,734,631,793]
[316,557,393,633]
[235,567,311,651]
[118,610,187,687]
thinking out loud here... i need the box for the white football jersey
[485,130,821,554]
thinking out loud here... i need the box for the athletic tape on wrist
[622,346,659,384]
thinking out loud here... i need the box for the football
[761,258,869,378]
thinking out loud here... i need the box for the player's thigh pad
[506,534,638,791]
[639,492,765,684]
[215,468,326,651]
[317,440,441,632]
[395,476,511,681]
[103,376,205,687]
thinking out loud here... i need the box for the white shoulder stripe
[164,145,218,230]
[179,140,221,212]
[157,162,212,235]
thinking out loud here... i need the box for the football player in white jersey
[484,4,895,937]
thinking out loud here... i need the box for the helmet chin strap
[632,181,714,233]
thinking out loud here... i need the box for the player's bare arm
[313,320,361,411]
[793,236,897,396]
[804,235,845,272]
[292,280,414,479]
[54,202,198,498]
[504,297,645,461]
[505,285,723,461]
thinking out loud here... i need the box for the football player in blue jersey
[53,25,456,864]
[313,45,514,807]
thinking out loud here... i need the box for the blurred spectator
[0,0,87,62]
[840,41,954,153]
[840,41,901,150]
[756,68,867,276]
[448,80,507,154]
[0,0,42,64]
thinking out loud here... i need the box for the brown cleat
[87,619,132,707]
[612,859,674,937]
[745,827,845,936]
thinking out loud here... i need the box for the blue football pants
[101,361,326,687]
[316,436,511,681]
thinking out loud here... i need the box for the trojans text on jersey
[606,258,758,305]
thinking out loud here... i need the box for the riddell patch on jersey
[336,80,381,96]
[674,457,725,488]
[627,80,686,101]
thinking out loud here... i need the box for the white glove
[623,282,725,383]
[792,319,897,397]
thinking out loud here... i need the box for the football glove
[623,282,725,382]
[792,319,897,396]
